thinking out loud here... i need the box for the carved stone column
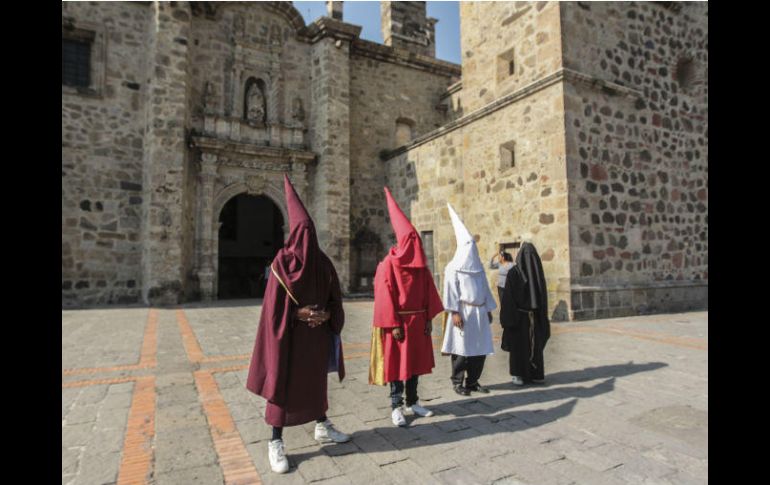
[198,153,218,301]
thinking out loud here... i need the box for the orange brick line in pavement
[606,322,708,349]
[61,376,158,484]
[62,309,159,376]
[175,309,256,365]
[176,309,207,363]
[551,325,707,351]
[194,370,262,485]
[62,376,138,389]
[116,376,156,485]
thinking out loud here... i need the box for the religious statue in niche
[291,97,305,124]
[245,79,266,125]
[233,16,245,40]
[269,24,283,45]
[202,81,215,112]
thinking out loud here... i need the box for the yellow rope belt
[270,264,299,305]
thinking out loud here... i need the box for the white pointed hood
[447,203,484,273]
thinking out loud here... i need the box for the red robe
[373,257,443,382]
[246,175,345,427]
[370,187,444,384]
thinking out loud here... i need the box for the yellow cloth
[270,263,299,305]
[368,327,386,386]
[440,311,450,356]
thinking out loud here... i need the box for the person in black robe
[499,242,551,386]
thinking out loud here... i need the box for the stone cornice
[301,17,362,43]
[351,38,461,78]
[383,68,643,160]
[439,80,463,100]
[191,135,316,163]
[189,2,307,34]
[562,67,643,99]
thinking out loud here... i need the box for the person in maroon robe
[246,174,350,474]
[369,187,444,427]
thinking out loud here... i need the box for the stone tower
[380,1,437,57]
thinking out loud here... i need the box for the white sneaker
[511,376,524,386]
[314,420,351,443]
[268,439,289,474]
[405,403,434,417]
[391,407,407,427]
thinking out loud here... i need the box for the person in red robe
[246,174,350,474]
[369,187,444,427]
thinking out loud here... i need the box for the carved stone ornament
[246,175,268,194]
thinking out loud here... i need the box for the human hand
[425,320,433,335]
[452,312,463,329]
[297,306,329,327]
[296,306,314,322]
[392,327,404,341]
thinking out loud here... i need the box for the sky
[293,1,461,64]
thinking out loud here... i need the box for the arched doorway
[217,194,284,299]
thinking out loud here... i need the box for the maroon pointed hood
[384,186,427,268]
[271,174,326,305]
[284,174,312,231]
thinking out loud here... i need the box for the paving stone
[155,426,219,474]
[154,464,224,485]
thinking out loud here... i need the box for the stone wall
[385,81,571,320]
[62,2,150,306]
[458,1,562,113]
[307,19,357,292]
[561,1,708,319]
[348,43,458,291]
[139,2,193,305]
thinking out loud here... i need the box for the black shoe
[467,384,490,394]
[453,384,470,396]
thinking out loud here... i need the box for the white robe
[441,267,497,357]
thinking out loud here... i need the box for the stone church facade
[62,1,707,321]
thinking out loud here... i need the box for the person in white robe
[441,203,497,395]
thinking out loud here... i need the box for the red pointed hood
[384,186,427,268]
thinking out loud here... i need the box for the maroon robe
[246,175,345,427]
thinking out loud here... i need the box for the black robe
[499,243,550,382]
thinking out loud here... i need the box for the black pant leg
[450,354,467,386]
[405,375,419,406]
[465,355,487,388]
[389,380,405,409]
